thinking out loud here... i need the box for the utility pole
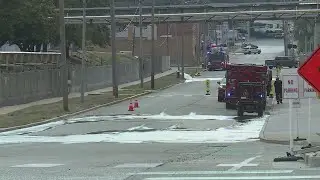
[175,23,180,71]
[139,0,144,88]
[132,26,136,57]
[151,0,155,89]
[111,0,118,98]
[80,0,86,103]
[283,20,289,56]
[59,0,69,111]
[181,17,185,80]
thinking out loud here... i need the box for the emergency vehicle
[206,44,229,71]
[224,64,269,113]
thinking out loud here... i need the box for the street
[1,39,319,180]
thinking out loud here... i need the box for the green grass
[0,90,136,128]
[0,73,183,129]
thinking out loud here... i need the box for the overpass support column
[247,21,250,41]
[283,20,289,56]
[313,22,320,50]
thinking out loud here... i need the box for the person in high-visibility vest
[205,80,210,95]
[276,63,282,77]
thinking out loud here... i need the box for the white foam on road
[0,121,65,136]
[144,175,320,180]
[184,73,193,80]
[11,163,64,168]
[127,124,155,131]
[185,78,223,83]
[184,73,223,83]
[0,113,236,136]
[68,112,237,122]
[0,116,268,145]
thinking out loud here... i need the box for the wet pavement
[2,39,318,180]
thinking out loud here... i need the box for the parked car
[274,33,284,39]
[217,78,227,102]
[243,46,261,55]
[241,43,258,49]
[265,56,299,69]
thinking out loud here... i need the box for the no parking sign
[282,75,299,99]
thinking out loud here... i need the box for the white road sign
[303,80,317,98]
[282,75,299,99]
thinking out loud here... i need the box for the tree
[0,0,56,51]
[52,0,110,57]
[0,0,110,54]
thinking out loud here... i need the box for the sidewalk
[0,68,177,115]
[259,98,320,145]
[259,68,320,145]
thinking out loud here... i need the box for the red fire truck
[207,51,229,71]
[224,64,269,113]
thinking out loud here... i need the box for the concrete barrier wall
[0,57,171,107]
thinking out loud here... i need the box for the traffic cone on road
[134,100,139,108]
[128,102,134,111]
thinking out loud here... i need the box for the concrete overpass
[61,1,320,16]
[64,9,320,24]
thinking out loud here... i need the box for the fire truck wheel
[258,107,263,117]
[263,101,266,110]
[226,103,233,109]
[237,105,244,116]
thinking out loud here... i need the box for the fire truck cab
[206,45,230,71]
[224,63,268,111]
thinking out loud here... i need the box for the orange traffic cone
[134,100,139,108]
[128,102,134,111]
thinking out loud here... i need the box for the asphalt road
[2,39,319,180]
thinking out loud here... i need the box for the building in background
[110,22,206,66]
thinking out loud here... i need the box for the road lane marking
[143,175,320,180]
[131,170,293,175]
[11,163,64,168]
[184,94,193,97]
[114,163,163,168]
[217,156,261,171]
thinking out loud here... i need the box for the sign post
[282,75,299,153]
[303,80,317,145]
[289,98,293,153]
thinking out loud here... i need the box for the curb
[0,81,182,133]
[259,137,291,145]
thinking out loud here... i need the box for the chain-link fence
[0,54,171,107]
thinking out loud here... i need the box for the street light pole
[139,0,144,88]
[80,0,86,103]
[59,0,69,111]
[151,0,155,89]
[110,0,118,98]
